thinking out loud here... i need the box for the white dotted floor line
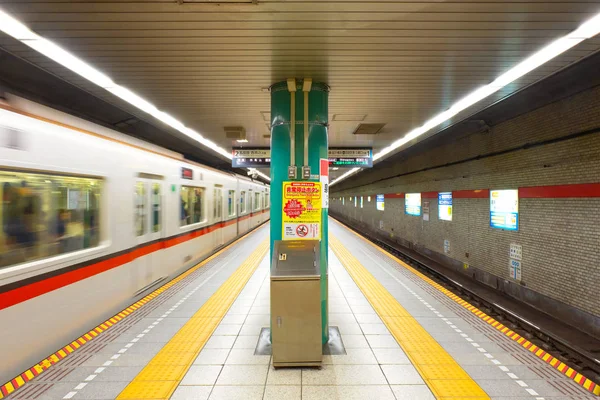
[61,248,244,399]
[356,245,545,399]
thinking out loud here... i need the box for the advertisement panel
[438,192,453,221]
[490,189,519,230]
[405,193,422,216]
[282,181,322,240]
[376,194,385,211]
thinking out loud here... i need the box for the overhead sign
[438,192,453,221]
[232,148,271,168]
[376,194,385,211]
[490,189,519,230]
[282,181,322,240]
[405,193,421,216]
[328,148,373,168]
[232,147,372,168]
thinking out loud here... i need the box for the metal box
[271,240,322,367]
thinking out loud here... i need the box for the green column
[270,79,330,344]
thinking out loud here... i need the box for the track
[331,213,600,394]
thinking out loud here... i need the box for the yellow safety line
[330,234,490,400]
[0,225,269,400]
[333,218,600,397]
[116,239,269,400]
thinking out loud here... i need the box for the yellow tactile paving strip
[330,234,490,400]
[116,238,269,400]
[0,224,267,400]
[333,219,600,397]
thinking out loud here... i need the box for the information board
[405,193,421,216]
[376,194,385,211]
[490,189,519,230]
[328,148,373,168]
[282,181,322,240]
[232,148,271,168]
[438,192,453,221]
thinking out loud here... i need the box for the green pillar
[270,79,330,344]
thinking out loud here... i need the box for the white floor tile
[264,385,301,400]
[381,365,425,385]
[180,366,222,385]
[216,365,269,385]
[204,335,236,349]
[365,334,401,349]
[302,385,396,400]
[170,385,211,400]
[208,385,264,400]
[390,384,436,400]
[266,366,302,385]
[302,364,387,385]
[225,349,271,365]
[193,348,231,365]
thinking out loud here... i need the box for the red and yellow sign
[282,181,322,240]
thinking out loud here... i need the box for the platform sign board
[376,194,385,211]
[438,192,453,221]
[490,189,519,231]
[405,193,421,216]
[320,159,329,209]
[509,258,522,281]
[328,148,373,168]
[282,181,322,240]
[232,148,271,168]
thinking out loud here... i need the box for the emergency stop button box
[271,240,322,367]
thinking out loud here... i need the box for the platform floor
[4,220,596,400]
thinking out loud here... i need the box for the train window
[135,182,147,236]
[0,170,101,269]
[180,186,205,226]
[264,192,269,208]
[240,191,246,213]
[152,183,161,233]
[228,190,235,216]
[254,192,261,211]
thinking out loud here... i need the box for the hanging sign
[232,148,271,168]
[328,148,373,168]
[282,181,322,240]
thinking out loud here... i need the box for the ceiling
[0,1,599,182]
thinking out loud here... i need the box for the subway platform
[2,220,597,400]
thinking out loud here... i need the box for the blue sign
[438,192,452,221]
[490,189,519,231]
[376,194,385,211]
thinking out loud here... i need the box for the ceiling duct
[353,123,385,135]
[224,126,246,140]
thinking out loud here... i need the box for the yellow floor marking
[117,239,269,400]
[333,219,600,397]
[330,234,489,400]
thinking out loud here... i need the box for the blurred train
[0,94,269,383]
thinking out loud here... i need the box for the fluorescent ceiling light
[332,10,600,186]
[0,7,249,179]
[236,139,249,143]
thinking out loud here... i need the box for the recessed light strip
[331,11,600,186]
[0,9,272,181]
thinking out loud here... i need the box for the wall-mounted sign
[328,148,373,168]
[405,193,421,216]
[490,189,519,230]
[181,167,193,180]
[376,194,385,211]
[423,201,430,221]
[232,148,271,168]
[282,181,322,240]
[438,192,452,221]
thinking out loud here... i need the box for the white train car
[0,95,269,383]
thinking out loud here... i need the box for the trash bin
[271,239,322,367]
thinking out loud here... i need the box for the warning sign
[282,181,322,240]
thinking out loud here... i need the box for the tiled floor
[172,251,435,400]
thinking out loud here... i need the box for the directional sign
[232,148,271,168]
[232,147,373,168]
[328,148,373,168]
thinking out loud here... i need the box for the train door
[134,177,163,286]
[213,186,224,246]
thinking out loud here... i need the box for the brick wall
[331,85,600,318]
